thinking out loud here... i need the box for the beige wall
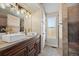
[31,10,42,34]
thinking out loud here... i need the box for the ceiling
[18,3,78,15]
[19,3,61,14]
[42,3,78,14]
[42,3,60,14]
[67,3,78,7]
[18,3,40,13]
[0,3,41,18]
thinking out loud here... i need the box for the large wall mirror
[0,12,24,33]
[7,14,20,33]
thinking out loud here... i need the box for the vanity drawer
[27,39,35,51]
[13,48,26,56]
[28,48,36,56]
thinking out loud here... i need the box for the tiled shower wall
[68,4,79,56]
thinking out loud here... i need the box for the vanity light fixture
[16,4,21,15]
[0,3,31,18]
[10,3,16,7]
[11,3,32,18]
[26,12,31,18]
[10,5,15,12]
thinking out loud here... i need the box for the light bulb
[21,9,24,14]
[29,14,31,17]
[26,15,28,18]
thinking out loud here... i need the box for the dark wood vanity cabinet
[0,35,41,56]
[0,40,28,56]
[34,38,41,56]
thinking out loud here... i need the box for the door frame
[46,12,59,48]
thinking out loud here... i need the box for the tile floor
[38,45,61,56]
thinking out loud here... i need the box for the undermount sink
[2,33,26,42]
[1,32,37,42]
[26,32,37,37]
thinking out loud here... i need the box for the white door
[46,16,58,47]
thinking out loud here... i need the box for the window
[47,17,56,27]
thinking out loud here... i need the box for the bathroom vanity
[0,34,41,56]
